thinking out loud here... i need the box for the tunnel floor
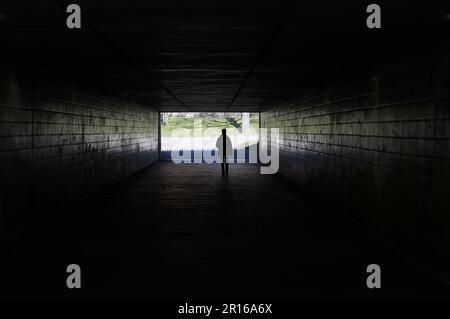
[1,162,450,298]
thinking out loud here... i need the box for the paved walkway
[1,162,449,298]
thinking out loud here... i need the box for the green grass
[161,117,259,137]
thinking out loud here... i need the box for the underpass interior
[0,0,449,298]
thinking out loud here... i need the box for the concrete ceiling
[1,0,447,111]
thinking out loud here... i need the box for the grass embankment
[161,117,259,137]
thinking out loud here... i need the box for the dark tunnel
[0,0,449,300]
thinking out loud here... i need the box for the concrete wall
[261,40,450,276]
[0,78,159,240]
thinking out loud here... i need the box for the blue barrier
[160,146,257,163]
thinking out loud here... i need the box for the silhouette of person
[216,129,233,176]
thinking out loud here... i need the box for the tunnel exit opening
[159,112,260,162]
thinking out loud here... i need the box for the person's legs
[221,163,225,176]
[225,163,229,176]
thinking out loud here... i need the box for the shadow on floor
[1,162,450,298]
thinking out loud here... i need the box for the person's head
[222,128,226,135]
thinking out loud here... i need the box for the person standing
[216,129,233,176]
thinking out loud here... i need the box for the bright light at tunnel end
[168,119,280,175]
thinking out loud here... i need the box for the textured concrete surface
[0,0,448,300]
[2,1,446,112]
[260,43,450,281]
[0,81,158,239]
[1,162,449,298]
